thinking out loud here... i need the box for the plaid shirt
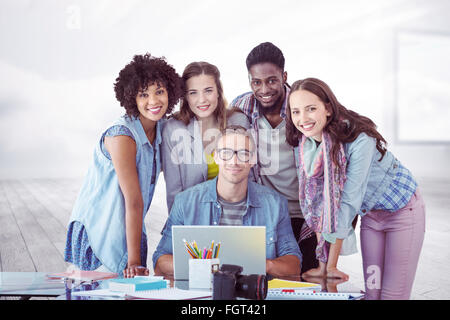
[372,162,418,211]
[229,86,315,241]
[229,85,291,184]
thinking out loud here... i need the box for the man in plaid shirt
[229,42,318,274]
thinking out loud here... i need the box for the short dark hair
[246,42,285,71]
[114,53,183,118]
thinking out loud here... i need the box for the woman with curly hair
[285,77,425,299]
[64,53,182,277]
[161,61,250,213]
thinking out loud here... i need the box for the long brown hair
[172,61,236,130]
[285,78,387,164]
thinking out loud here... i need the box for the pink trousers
[360,189,426,300]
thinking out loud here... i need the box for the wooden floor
[0,177,449,300]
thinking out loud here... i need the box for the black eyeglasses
[216,148,254,162]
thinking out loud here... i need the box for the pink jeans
[360,189,426,300]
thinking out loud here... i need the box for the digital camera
[212,264,267,300]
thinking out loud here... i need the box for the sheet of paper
[130,288,212,300]
[71,289,126,298]
[70,287,211,300]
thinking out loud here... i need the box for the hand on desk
[123,264,149,278]
[302,261,349,281]
[302,274,348,293]
[326,267,349,281]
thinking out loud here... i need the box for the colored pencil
[215,242,221,258]
[192,241,201,257]
[183,239,197,257]
[185,246,196,259]
[183,239,198,258]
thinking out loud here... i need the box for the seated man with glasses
[153,125,302,277]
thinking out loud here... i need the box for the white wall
[0,0,449,180]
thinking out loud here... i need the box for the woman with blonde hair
[161,61,250,212]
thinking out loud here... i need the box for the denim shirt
[68,115,163,273]
[152,177,302,269]
[294,133,417,239]
[161,112,250,212]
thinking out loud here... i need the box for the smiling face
[185,74,219,120]
[136,83,169,122]
[214,132,255,185]
[289,89,331,142]
[248,62,287,114]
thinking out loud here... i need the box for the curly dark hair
[114,53,183,118]
[246,42,285,71]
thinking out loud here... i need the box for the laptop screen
[172,225,266,280]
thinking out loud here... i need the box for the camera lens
[235,274,268,300]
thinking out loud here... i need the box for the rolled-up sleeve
[333,134,376,239]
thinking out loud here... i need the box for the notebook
[108,277,167,292]
[268,278,321,290]
[172,226,266,280]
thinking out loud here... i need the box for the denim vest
[69,115,162,273]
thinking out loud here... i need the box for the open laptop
[172,226,266,280]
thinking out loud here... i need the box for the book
[268,278,321,290]
[108,277,168,293]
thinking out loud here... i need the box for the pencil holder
[188,259,220,289]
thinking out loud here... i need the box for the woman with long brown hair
[285,77,425,299]
[161,61,250,212]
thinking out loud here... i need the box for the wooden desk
[56,274,363,300]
